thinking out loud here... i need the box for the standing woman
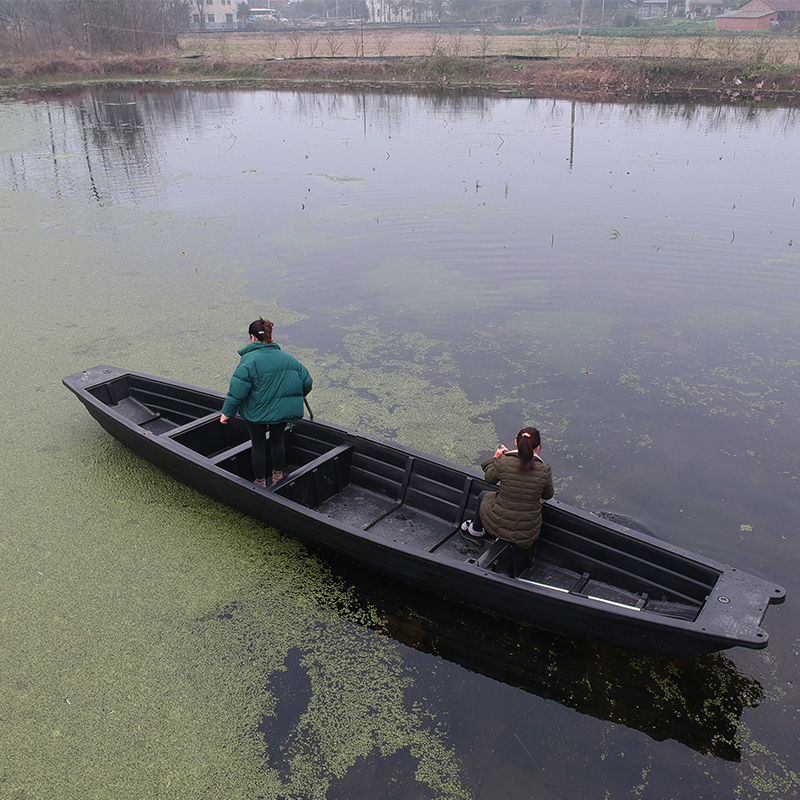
[220,318,312,488]
[461,427,554,574]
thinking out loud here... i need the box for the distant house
[716,0,800,30]
[638,0,672,18]
[686,0,730,16]
[188,0,238,31]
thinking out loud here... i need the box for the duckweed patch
[0,189,475,799]
[312,173,365,184]
[734,724,800,799]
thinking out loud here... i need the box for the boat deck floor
[520,561,697,618]
[316,484,487,562]
[316,486,397,530]
[266,479,698,619]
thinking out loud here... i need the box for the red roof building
[717,0,800,30]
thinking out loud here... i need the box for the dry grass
[175,29,800,64]
[2,28,800,103]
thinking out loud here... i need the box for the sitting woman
[461,427,554,565]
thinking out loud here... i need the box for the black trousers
[245,420,287,480]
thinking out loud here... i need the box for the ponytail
[516,427,541,472]
[248,318,274,343]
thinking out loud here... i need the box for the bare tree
[631,33,654,59]
[323,29,344,56]
[349,26,364,57]
[601,34,619,57]
[193,0,207,31]
[1,0,34,54]
[0,0,181,56]
[712,34,740,61]
[372,29,393,56]
[474,25,494,58]
[526,34,542,58]
[423,30,443,55]
[265,32,283,58]
[550,31,570,58]
[287,28,303,58]
[446,31,465,56]
[662,35,680,58]
[746,35,775,64]
[217,34,231,60]
[688,33,708,58]
[190,35,210,55]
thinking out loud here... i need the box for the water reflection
[324,552,762,763]
[3,85,798,210]
[1,86,237,205]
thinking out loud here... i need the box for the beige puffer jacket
[479,452,554,549]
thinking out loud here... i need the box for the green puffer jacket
[221,342,312,424]
[479,452,554,549]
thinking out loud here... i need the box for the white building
[189,0,238,30]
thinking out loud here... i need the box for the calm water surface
[1,86,799,799]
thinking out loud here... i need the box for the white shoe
[460,520,484,539]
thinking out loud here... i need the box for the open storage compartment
[88,375,222,433]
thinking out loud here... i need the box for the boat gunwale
[62,365,786,656]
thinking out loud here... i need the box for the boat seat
[164,411,224,438]
[276,443,354,508]
[476,538,511,569]
[112,397,161,426]
[209,440,252,465]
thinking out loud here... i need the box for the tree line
[0,0,554,55]
[0,0,188,55]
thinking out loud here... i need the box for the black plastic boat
[63,366,785,657]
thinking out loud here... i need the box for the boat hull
[63,366,786,658]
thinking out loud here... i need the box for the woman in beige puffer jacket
[462,427,554,549]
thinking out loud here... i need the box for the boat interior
[88,374,722,621]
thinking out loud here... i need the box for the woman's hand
[219,414,228,424]
[494,445,509,458]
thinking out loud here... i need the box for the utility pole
[576,0,586,56]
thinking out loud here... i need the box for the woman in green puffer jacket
[220,318,312,488]
[461,427,554,570]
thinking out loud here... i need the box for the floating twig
[513,733,541,771]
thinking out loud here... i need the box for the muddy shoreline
[2,54,800,105]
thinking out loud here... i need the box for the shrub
[418,54,487,83]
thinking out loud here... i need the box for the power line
[0,0,179,6]
[83,21,179,34]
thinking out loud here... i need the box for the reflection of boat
[63,366,786,658]
[326,557,762,762]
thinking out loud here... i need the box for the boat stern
[696,568,786,650]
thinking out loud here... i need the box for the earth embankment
[2,28,800,104]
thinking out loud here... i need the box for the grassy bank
[2,28,800,104]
